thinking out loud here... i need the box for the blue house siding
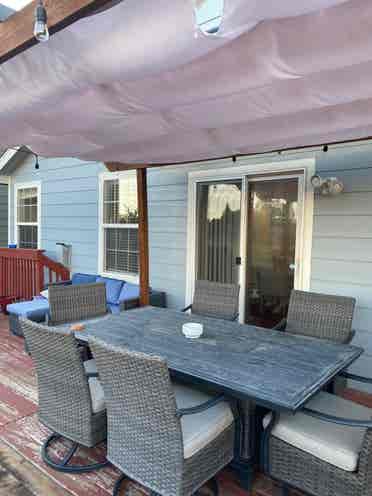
[8,155,106,275]
[7,142,372,386]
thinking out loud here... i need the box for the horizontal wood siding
[0,184,8,247]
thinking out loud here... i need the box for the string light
[34,0,49,43]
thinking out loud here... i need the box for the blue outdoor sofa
[7,272,141,336]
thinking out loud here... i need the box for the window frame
[98,171,139,284]
[14,181,41,250]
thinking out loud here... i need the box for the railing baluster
[0,249,70,300]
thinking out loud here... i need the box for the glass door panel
[245,178,298,327]
[196,181,242,285]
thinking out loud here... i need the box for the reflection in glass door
[196,181,242,285]
[245,178,299,327]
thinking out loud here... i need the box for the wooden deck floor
[0,313,371,496]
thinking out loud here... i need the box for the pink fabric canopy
[0,0,370,164]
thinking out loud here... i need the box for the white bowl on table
[182,322,203,339]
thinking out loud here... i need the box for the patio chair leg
[113,474,127,496]
[194,476,219,495]
[281,484,290,496]
[41,433,109,473]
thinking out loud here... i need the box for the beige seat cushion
[264,391,372,472]
[173,383,234,459]
[84,359,105,414]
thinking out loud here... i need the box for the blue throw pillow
[119,282,140,302]
[72,273,97,285]
[96,276,124,304]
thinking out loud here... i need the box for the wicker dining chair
[182,280,240,321]
[20,318,108,473]
[274,290,356,344]
[48,282,107,325]
[262,372,372,496]
[89,337,236,496]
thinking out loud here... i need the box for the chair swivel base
[42,433,109,473]
[113,474,219,496]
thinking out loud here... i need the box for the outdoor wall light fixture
[34,0,49,43]
[311,175,344,195]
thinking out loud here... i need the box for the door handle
[289,263,296,271]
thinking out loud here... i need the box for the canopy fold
[0,0,369,164]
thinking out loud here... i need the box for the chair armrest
[44,279,72,290]
[338,371,372,385]
[303,407,372,428]
[85,372,99,379]
[176,394,226,418]
[181,304,192,313]
[273,318,287,331]
[120,297,140,311]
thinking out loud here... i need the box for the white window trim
[185,157,315,322]
[98,171,139,284]
[14,181,41,249]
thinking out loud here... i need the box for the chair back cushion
[89,338,184,495]
[119,282,140,302]
[71,273,97,285]
[192,280,239,321]
[20,319,94,445]
[96,276,124,304]
[49,283,107,325]
[286,290,355,343]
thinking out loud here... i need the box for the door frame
[186,157,315,322]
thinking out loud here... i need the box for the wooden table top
[76,306,363,412]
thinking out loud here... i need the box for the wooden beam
[136,168,150,306]
[0,0,118,65]
[105,162,149,172]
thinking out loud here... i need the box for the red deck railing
[0,248,70,301]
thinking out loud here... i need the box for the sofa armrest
[120,297,140,311]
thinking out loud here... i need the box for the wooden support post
[137,168,150,306]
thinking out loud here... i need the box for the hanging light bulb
[34,155,40,170]
[34,0,49,43]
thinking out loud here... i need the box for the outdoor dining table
[74,306,363,489]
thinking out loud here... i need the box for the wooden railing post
[137,168,150,306]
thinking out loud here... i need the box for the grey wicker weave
[183,280,254,476]
[48,282,107,325]
[89,337,235,496]
[183,280,240,321]
[275,289,356,344]
[20,318,108,473]
[263,373,372,496]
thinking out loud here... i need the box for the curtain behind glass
[196,181,241,284]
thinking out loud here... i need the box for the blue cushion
[96,276,124,304]
[72,273,97,285]
[119,282,140,302]
[7,298,50,321]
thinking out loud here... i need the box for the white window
[15,182,41,249]
[99,171,139,281]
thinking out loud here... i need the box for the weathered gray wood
[76,307,363,412]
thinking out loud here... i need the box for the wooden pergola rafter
[0,0,119,65]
